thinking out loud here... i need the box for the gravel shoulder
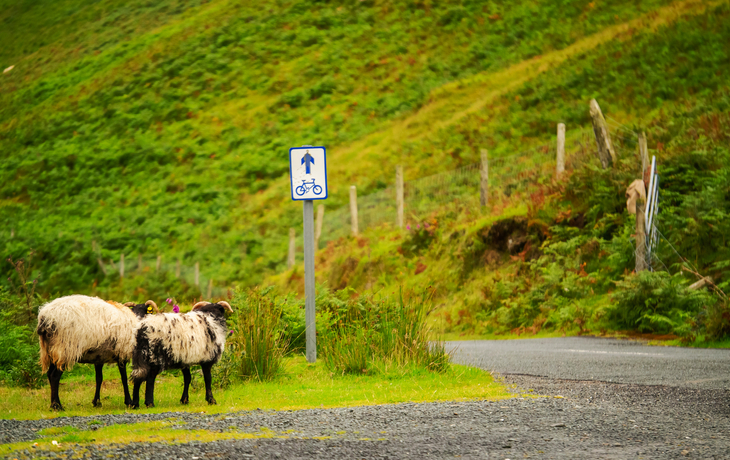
[4,375,729,459]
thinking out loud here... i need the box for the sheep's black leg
[201,362,216,405]
[47,363,64,411]
[144,368,159,408]
[180,367,191,405]
[131,377,143,409]
[92,363,104,407]
[117,361,132,407]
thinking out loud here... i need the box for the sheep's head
[125,300,159,319]
[192,300,233,317]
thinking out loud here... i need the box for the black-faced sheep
[130,300,233,409]
[36,295,158,410]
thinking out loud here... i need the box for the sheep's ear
[192,301,211,311]
[145,300,159,314]
[217,301,233,313]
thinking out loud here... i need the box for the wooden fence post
[636,202,647,272]
[207,279,213,299]
[194,262,199,287]
[175,259,181,278]
[92,240,107,275]
[120,253,125,279]
[589,99,616,169]
[350,185,359,236]
[156,255,162,273]
[315,205,325,249]
[97,258,107,275]
[10,228,13,238]
[639,131,649,178]
[480,149,489,207]
[396,165,404,229]
[556,123,566,178]
[689,276,713,291]
[288,228,296,268]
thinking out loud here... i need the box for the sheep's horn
[217,301,233,313]
[145,300,159,313]
[192,301,211,311]
[123,302,136,307]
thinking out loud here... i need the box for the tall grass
[319,289,450,375]
[219,288,288,384]
[215,286,450,387]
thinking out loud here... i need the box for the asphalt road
[446,336,730,389]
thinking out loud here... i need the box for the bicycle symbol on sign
[295,178,323,196]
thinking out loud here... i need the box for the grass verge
[0,356,509,421]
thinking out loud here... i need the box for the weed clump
[215,288,288,386]
[318,288,450,375]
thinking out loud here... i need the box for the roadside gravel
[4,374,729,459]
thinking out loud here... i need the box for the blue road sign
[290,146,327,201]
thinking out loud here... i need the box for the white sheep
[130,300,233,408]
[36,295,158,410]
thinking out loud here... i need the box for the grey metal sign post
[289,145,328,363]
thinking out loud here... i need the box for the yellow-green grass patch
[0,420,277,457]
[0,356,509,421]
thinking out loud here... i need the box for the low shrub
[607,271,715,336]
[0,316,45,389]
[401,220,439,258]
[211,345,238,390]
[279,293,306,355]
[703,299,730,341]
[0,289,45,389]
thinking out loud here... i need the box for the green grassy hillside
[2,0,693,297]
[1,0,729,352]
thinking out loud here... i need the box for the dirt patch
[481,250,501,266]
[478,216,548,255]
[617,331,679,341]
